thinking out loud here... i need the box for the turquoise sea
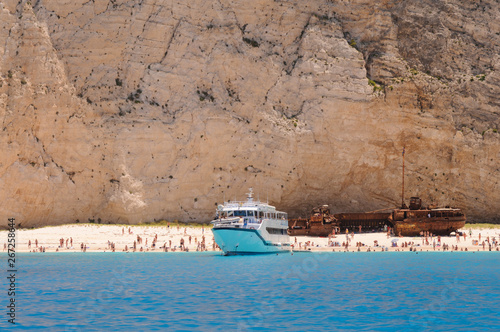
[3,252,500,331]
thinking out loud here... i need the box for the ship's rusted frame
[288,197,466,237]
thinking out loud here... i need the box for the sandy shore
[1,224,216,253]
[1,224,499,253]
[292,227,500,252]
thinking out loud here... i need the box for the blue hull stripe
[224,250,291,256]
[213,227,271,246]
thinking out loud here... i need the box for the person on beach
[28,240,31,249]
[35,239,38,247]
[70,237,73,247]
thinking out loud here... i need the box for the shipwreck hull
[288,207,340,237]
[288,219,338,237]
[288,224,337,237]
[335,213,391,232]
[392,217,466,237]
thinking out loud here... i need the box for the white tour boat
[211,189,291,255]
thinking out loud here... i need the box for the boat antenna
[247,188,254,202]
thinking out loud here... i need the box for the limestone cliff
[0,0,499,227]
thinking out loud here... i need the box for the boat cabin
[214,204,287,228]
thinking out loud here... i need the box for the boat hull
[212,228,290,255]
[393,216,466,237]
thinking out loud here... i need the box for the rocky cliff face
[1,0,499,227]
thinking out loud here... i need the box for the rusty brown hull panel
[288,223,337,237]
[393,216,466,237]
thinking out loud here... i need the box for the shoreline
[1,224,499,253]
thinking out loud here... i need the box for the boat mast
[401,147,405,208]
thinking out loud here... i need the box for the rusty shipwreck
[288,205,340,237]
[389,197,466,236]
[288,148,466,237]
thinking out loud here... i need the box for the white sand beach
[2,224,215,253]
[292,226,500,252]
[2,223,500,253]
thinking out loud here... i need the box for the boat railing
[211,217,240,225]
[212,217,263,229]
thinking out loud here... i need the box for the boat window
[247,211,254,217]
[233,210,246,217]
[227,211,234,217]
[266,227,286,235]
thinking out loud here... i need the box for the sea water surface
[4,252,500,331]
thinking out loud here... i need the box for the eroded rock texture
[0,0,498,227]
